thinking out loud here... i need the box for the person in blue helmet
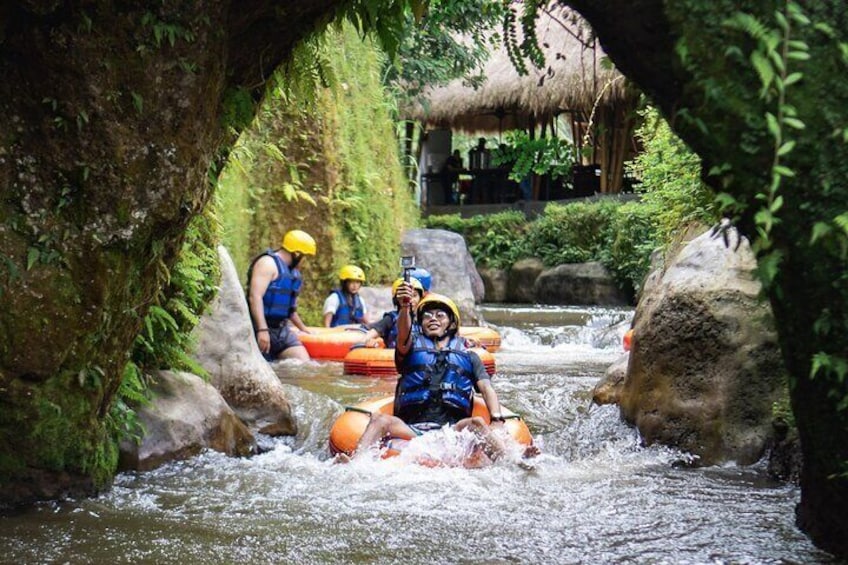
[360,277,424,348]
[247,229,315,361]
[323,264,369,327]
[408,267,432,295]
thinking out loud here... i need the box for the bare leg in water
[335,412,415,463]
[336,414,540,465]
[454,416,540,464]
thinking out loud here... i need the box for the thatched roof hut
[404,6,639,193]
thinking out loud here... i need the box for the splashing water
[0,305,834,564]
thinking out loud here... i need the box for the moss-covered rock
[0,0,343,506]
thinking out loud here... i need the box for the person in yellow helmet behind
[359,277,424,348]
[247,229,315,361]
[323,264,369,327]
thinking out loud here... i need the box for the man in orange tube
[345,285,538,465]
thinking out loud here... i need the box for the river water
[0,305,835,564]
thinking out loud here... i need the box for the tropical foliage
[425,198,659,297]
[626,106,718,243]
[384,0,506,100]
[216,23,418,323]
[426,106,717,296]
[423,210,529,269]
[116,205,221,443]
[491,130,575,183]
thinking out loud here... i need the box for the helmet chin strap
[290,252,303,268]
[432,325,457,342]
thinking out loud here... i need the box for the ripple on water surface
[0,305,836,564]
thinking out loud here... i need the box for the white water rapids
[0,305,834,564]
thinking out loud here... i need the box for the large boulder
[191,246,297,436]
[534,261,632,306]
[507,258,545,303]
[478,266,508,303]
[358,285,394,323]
[619,228,787,466]
[118,370,255,471]
[401,229,484,324]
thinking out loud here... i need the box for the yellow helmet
[416,293,461,329]
[391,277,424,296]
[281,230,316,255]
[339,264,366,282]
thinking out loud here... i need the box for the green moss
[221,86,256,133]
[773,394,795,428]
[0,374,117,489]
[215,22,418,325]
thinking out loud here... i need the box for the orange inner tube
[343,347,496,377]
[328,395,533,457]
[459,326,501,352]
[299,326,375,361]
[623,328,634,351]
[300,325,502,363]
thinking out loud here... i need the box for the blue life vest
[382,311,399,348]
[329,289,365,327]
[378,311,420,348]
[395,334,476,419]
[247,249,302,327]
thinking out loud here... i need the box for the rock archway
[1,1,846,558]
[0,0,337,504]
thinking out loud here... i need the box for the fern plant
[111,205,221,444]
[723,2,848,434]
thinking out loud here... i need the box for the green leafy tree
[491,130,575,183]
[560,0,848,556]
[626,106,718,243]
[386,0,506,100]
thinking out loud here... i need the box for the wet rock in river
[119,370,255,471]
[191,246,297,437]
[618,227,787,466]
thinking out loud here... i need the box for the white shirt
[323,292,368,316]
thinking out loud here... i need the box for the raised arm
[394,281,415,356]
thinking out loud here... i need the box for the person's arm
[360,314,389,346]
[477,379,504,427]
[360,328,381,347]
[358,299,368,324]
[394,282,415,357]
[248,256,276,354]
[322,293,339,328]
[289,311,309,333]
[472,353,503,425]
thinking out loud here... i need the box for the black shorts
[264,324,303,360]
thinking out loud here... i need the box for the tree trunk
[566,0,848,557]
[0,0,338,505]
